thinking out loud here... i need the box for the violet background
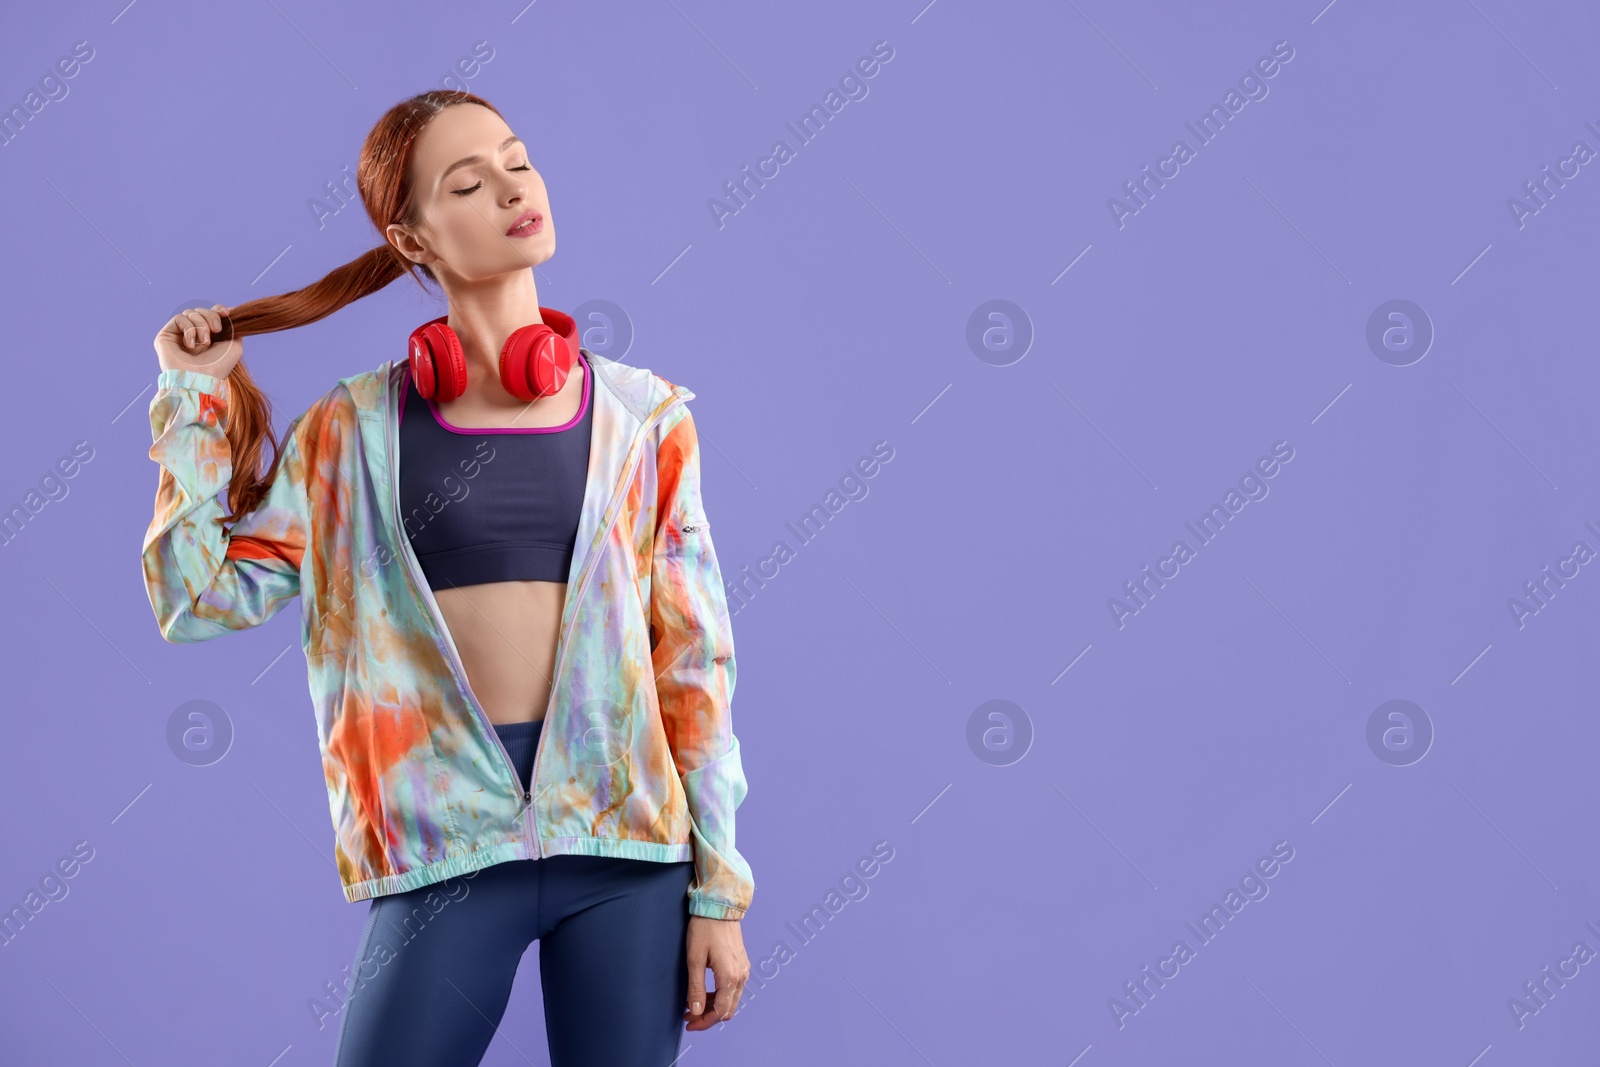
[1,1,1597,1064]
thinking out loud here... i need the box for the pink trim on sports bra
[400,352,591,436]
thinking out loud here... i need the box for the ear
[385,222,435,267]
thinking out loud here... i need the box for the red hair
[211,89,505,522]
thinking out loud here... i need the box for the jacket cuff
[689,896,747,921]
[157,368,229,397]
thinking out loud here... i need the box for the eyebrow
[440,136,524,181]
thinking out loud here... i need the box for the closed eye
[450,163,534,197]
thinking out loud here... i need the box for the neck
[440,270,544,379]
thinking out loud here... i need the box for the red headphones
[407,307,580,403]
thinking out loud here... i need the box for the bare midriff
[428,358,588,726]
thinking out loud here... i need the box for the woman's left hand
[684,915,750,1030]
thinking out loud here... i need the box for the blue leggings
[333,719,695,1067]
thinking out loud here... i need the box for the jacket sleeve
[650,404,754,920]
[142,368,310,643]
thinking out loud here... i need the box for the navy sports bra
[397,352,593,590]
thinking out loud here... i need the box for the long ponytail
[212,88,508,523]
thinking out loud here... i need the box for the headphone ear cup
[499,324,572,401]
[409,334,437,398]
[411,321,467,402]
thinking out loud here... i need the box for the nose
[500,174,526,207]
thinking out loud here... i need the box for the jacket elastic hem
[540,836,694,865]
[342,840,532,902]
[340,837,696,903]
[156,368,229,397]
[688,897,748,921]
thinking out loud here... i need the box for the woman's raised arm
[142,306,311,643]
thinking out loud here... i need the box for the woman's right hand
[155,304,245,377]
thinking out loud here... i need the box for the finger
[181,310,212,349]
[686,952,708,1017]
[686,983,707,1018]
[169,313,196,348]
[711,976,739,1020]
[200,306,224,334]
[187,308,217,340]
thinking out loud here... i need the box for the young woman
[142,90,753,1066]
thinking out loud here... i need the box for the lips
[506,210,544,237]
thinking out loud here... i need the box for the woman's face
[388,103,555,284]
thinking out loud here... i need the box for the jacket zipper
[521,388,687,850]
[383,366,530,830]
[384,360,686,860]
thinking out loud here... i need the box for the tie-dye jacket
[140,352,753,919]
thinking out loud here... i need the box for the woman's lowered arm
[649,404,754,922]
